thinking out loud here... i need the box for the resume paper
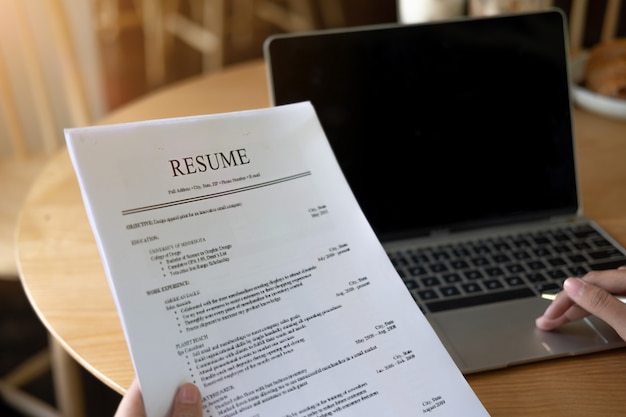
[66,102,489,417]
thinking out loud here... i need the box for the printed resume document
[65,102,489,417]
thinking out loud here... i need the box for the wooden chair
[568,0,623,55]
[0,1,106,416]
[142,0,226,88]
[141,0,345,88]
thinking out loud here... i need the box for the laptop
[263,10,626,374]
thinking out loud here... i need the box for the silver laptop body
[264,10,626,373]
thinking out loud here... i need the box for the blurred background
[1,1,624,416]
[76,0,626,113]
[99,0,399,110]
[1,0,624,157]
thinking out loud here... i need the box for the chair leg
[0,345,61,417]
[0,380,60,417]
[49,335,85,417]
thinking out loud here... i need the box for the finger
[535,305,589,330]
[578,267,626,295]
[171,383,202,417]
[535,290,588,330]
[114,378,146,417]
[563,277,626,340]
[535,267,626,331]
[539,289,576,318]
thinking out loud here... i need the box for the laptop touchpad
[427,297,624,374]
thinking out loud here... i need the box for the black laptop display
[266,11,576,242]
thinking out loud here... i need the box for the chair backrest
[569,0,623,54]
[0,0,107,160]
[142,0,345,88]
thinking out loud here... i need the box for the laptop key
[443,273,462,283]
[514,238,531,248]
[417,289,438,301]
[513,251,530,260]
[408,266,427,276]
[421,277,441,287]
[465,270,484,280]
[589,249,626,260]
[471,257,489,266]
[528,260,547,270]
[461,283,482,293]
[547,257,567,266]
[432,251,450,261]
[570,266,590,276]
[592,238,612,248]
[450,259,469,269]
[552,231,569,241]
[440,286,461,297]
[493,254,511,263]
[506,264,525,273]
[403,279,419,290]
[505,276,524,286]
[411,253,429,263]
[526,273,547,283]
[485,266,504,276]
[484,279,504,290]
[430,263,448,273]
[590,258,626,271]
[547,270,567,279]
[572,227,599,239]
[568,254,587,263]
[493,242,511,251]
[553,244,572,253]
[535,282,561,293]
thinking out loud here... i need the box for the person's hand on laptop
[114,378,202,417]
[536,266,626,341]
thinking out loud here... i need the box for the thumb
[563,277,626,340]
[171,383,202,417]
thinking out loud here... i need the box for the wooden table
[16,59,626,416]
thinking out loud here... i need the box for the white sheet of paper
[66,102,489,417]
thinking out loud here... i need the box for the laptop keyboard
[388,224,626,313]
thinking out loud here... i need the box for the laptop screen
[265,10,577,241]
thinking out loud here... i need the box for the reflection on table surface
[16,59,626,416]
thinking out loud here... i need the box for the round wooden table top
[16,59,626,416]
